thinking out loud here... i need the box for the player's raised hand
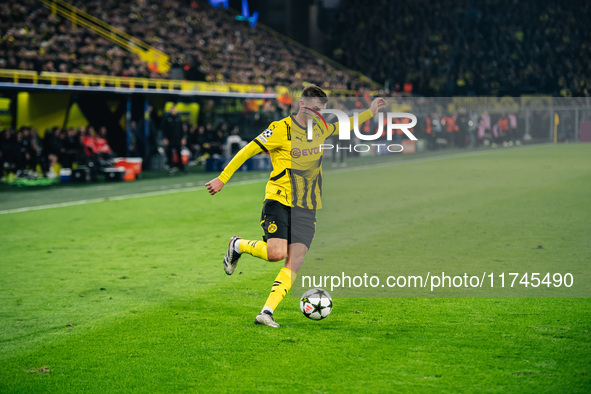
[206,177,225,195]
[370,97,387,115]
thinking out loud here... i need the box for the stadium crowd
[2,99,540,182]
[0,124,116,180]
[2,0,588,96]
[0,0,364,89]
[1,0,586,182]
[0,107,271,180]
[326,0,590,96]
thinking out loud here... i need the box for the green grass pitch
[0,144,589,392]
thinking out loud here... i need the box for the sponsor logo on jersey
[291,146,321,158]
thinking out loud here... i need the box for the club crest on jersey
[268,222,277,233]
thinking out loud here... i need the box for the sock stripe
[238,239,268,261]
[263,267,296,312]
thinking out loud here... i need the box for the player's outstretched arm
[370,98,386,115]
[333,97,387,137]
[205,136,269,196]
[206,177,224,195]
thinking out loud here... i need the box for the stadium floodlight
[235,0,259,27]
[208,0,228,9]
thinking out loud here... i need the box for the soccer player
[206,85,385,327]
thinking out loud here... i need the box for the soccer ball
[300,288,333,320]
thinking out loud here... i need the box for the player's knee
[267,248,287,262]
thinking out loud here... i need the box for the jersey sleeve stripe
[270,168,288,181]
[253,138,268,152]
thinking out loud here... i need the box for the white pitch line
[0,178,266,215]
[0,145,543,215]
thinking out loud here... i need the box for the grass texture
[0,144,589,392]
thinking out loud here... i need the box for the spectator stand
[1,0,376,89]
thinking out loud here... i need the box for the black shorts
[260,199,316,249]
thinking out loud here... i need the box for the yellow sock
[263,267,296,312]
[238,239,268,261]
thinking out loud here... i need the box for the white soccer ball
[300,288,333,320]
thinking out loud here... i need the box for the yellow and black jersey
[218,109,373,210]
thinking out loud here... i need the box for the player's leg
[239,199,289,261]
[255,243,307,328]
[223,200,288,275]
[255,207,316,327]
[260,243,307,313]
[283,242,308,273]
[238,237,287,262]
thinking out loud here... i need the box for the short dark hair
[301,84,328,104]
